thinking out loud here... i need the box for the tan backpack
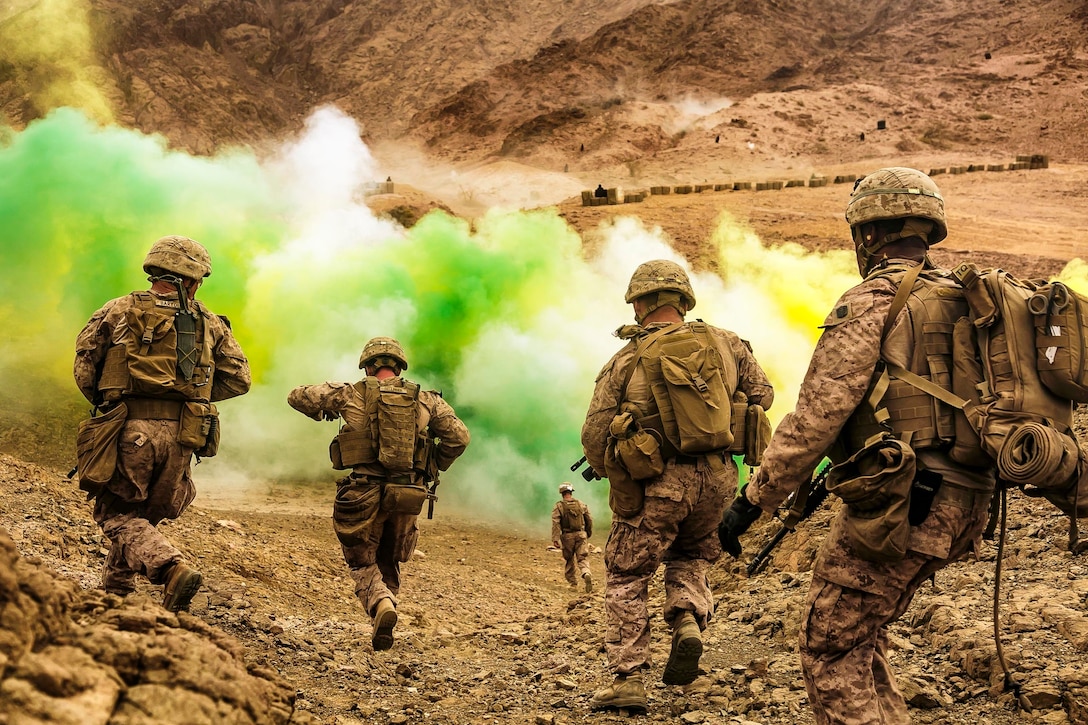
[952,263,1081,493]
[632,322,738,456]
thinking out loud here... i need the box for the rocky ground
[3,439,1088,724]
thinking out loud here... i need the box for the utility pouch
[74,402,128,495]
[826,436,916,563]
[908,469,943,526]
[333,482,381,546]
[178,401,216,450]
[1032,282,1088,403]
[380,483,429,515]
[610,411,665,480]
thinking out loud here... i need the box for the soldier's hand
[552,540,560,549]
[718,493,762,558]
[321,410,339,421]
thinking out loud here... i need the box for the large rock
[0,527,305,724]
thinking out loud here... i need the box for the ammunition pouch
[74,402,128,496]
[380,482,429,515]
[330,428,377,470]
[826,436,916,563]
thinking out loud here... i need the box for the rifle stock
[746,462,832,577]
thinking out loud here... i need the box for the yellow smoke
[0,0,112,123]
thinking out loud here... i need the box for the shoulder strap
[879,262,970,410]
[618,322,684,403]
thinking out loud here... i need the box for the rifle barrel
[746,525,790,577]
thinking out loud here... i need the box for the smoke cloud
[7,105,1085,527]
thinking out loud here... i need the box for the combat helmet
[845,167,947,273]
[559,482,574,495]
[624,260,696,323]
[143,235,212,280]
[359,336,409,372]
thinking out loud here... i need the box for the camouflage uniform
[748,262,996,725]
[551,496,593,586]
[287,380,469,617]
[74,291,250,594]
[583,322,774,676]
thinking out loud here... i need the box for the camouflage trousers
[93,420,196,593]
[342,508,420,617]
[603,457,731,675]
[800,490,991,725]
[560,531,590,585]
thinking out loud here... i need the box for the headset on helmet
[143,235,212,280]
[359,337,409,371]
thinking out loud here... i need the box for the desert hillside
[2,0,1088,723]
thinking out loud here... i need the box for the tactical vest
[629,322,739,457]
[559,500,585,533]
[331,378,424,475]
[840,264,988,466]
[97,291,215,403]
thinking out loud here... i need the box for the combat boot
[662,611,702,685]
[589,673,647,712]
[371,598,398,651]
[583,571,594,593]
[161,562,202,613]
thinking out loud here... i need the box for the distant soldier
[582,260,774,711]
[74,235,251,612]
[288,337,470,651]
[594,184,607,198]
[551,482,594,592]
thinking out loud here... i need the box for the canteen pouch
[74,402,129,495]
[615,430,665,480]
[380,483,429,515]
[178,401,218,453]
[333,482,382,546]
[826,436,916,563]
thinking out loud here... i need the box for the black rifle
[746,462,832,577]
[570,455,601,482]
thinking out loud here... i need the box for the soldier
[288,337,470,651]
[74,235,251,612]
[551,482,594,592]
[582,260,774,711]
[719,168,998,724]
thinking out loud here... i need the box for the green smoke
[0,107,627,524]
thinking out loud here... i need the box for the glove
[321,410,339,421]
[718,492,762,558]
